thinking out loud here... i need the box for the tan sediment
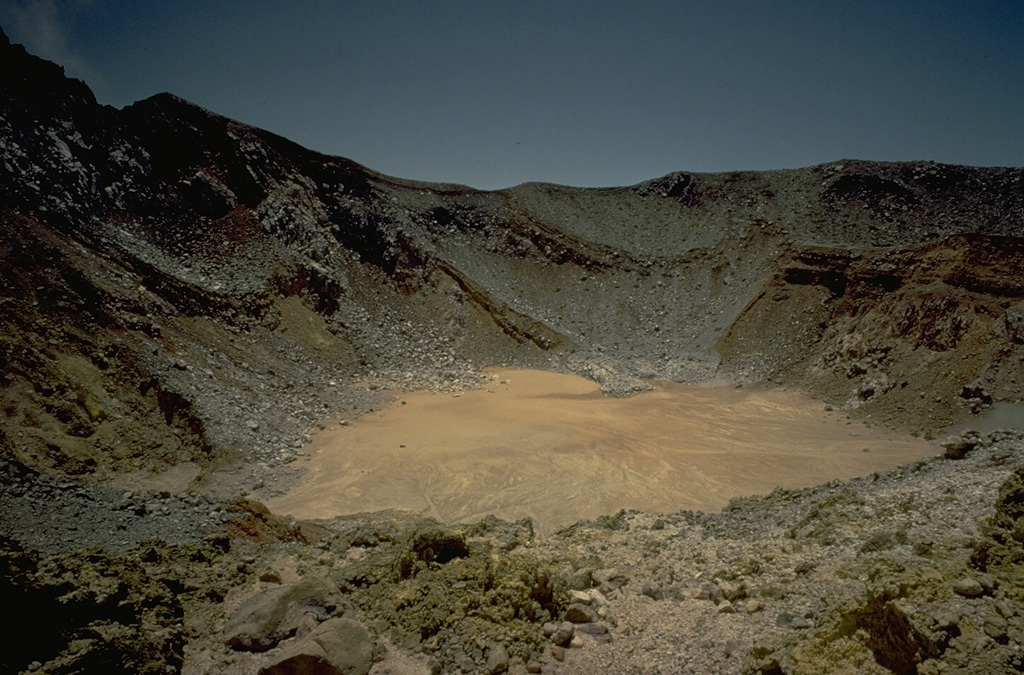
[267,368,937,534]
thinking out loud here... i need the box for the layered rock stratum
[2,27,1024,675]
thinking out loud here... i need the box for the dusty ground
[267,369,936,534]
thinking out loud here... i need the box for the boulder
[261,617,373,675]
[575,622,608,635]
[568,589,592,605]
[564,603,599,624]
[587,588,609,606]
[942,432,981,460]
[718,580,747,602]
[550,621,575,647]
[592,568,628,591]
[485,643,509,674]
[640,582,663,600]
[226,577,343,652]
[775,611,813,630]
[952,577,984,598]
[566,567,594,591]
[693,582,724,604]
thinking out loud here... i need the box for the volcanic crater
[3,27,1024,675]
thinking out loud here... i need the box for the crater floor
[267,369,936,534]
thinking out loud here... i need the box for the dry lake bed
[268,369,937,534]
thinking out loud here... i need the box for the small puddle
[266,368,937,534]
[945,402,1024,435]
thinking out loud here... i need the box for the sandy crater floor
[267,369,937,534]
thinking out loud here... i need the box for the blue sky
[2,1,1022,190]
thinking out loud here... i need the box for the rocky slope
[2,26,1024,675]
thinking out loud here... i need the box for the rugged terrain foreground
[2,27,1024,675]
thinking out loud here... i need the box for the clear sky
[3,1,1022,190]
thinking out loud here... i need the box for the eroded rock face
[718,236,1024,434]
